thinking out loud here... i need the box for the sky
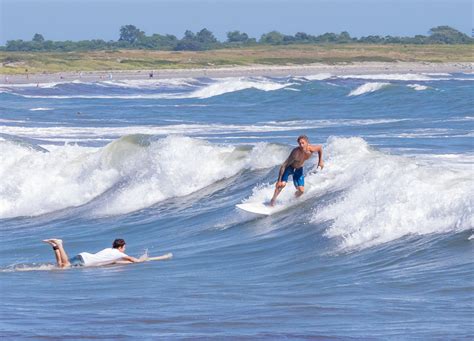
[0,0,472,44]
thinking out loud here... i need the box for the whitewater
[0,72,473,339]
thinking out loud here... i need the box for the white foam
[29,107,53,111]
[7,76,294,100]
[0,119,409,142]
[99,78,198,89]
[421,72,451,76]
[348,82,391,96]
[302,73,333,81]
[340,73,438,81]
[185,77,293,99]
[0,140,119,218]
[309,137,473,250]
[1,81,64,88]
[407,84,429,91]
[0,263,57,272]
[0,118,27,123]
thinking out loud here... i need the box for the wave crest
[348,82,391,96]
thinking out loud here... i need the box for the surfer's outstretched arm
[114,253,173,264]
[310,145,324,169]
[121,255,144,263]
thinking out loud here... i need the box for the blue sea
[0,71,473,339]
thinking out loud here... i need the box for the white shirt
[79,248,128,266]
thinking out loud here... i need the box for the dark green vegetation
[3,25,472,52]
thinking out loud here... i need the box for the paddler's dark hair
[112,239,126,249]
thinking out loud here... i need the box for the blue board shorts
[282,166,304,187]
[69,255,85,267]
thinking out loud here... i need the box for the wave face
[0,72,473,339]
[0,135,288,218]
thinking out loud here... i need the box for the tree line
[2,25,472,52]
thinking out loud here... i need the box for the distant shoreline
[1,62,472,85]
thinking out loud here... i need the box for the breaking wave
[311,137,473,250]
[240,137,473,250]
[348,82,391,96]
[0,135,289,218]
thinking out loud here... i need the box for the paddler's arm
[121,255,144,263]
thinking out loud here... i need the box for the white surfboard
[236,203,274,216]
[112,253,173,265]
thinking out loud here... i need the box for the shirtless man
[270,135,324,206]
[42,238,144,268]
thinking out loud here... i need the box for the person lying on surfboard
[42,238,171,268]
[270,135,324,206]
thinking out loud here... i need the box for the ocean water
[0,72,473,339]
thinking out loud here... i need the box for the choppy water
[0,72,473,339]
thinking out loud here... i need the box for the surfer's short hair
[297,135,309,142]
[113,239,126,249]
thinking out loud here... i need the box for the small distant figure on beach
[5,76,9,83]
[149,71,154,78]
[109,73,113,80]
[270,135,324,206]
[43,238,145,268]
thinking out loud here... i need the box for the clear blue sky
[0,0,471,44]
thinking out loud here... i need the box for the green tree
[294,32,311,42]
[175,29,219,50]
[338,31,352,43]
[227,30,249,43]
[259,31,284,44]
[358,35,384,44]
[137,34,178,50]
[196,28,218,44]
[175,30,201,51]
[183,30,195,40]
[119,25,145,44]
[32,33,45,42]
[427,25,472,44]
[317,32,338,43]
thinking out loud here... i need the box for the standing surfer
[270,135,324,206]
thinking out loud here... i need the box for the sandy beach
[1,62,472,85]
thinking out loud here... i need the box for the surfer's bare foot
[50,239,63,246]
[42,239,58,247]
[295,190,304,198]
[269,199,276,207]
